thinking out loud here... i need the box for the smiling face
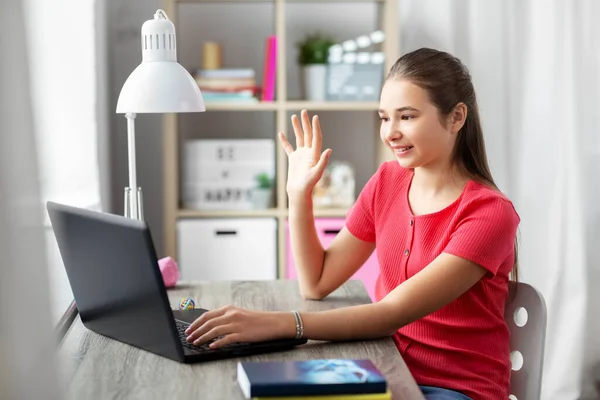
[378,78,458,170]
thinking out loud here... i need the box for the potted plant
[250,172,274,209]
[297,33,335,101]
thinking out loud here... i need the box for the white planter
[302,64,327,101]
[249,188,274,209]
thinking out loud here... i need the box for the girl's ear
[450,102,468,134]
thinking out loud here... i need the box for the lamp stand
[123,112,144,220]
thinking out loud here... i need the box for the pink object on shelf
[261,35,277,101]
[285,218,379,301]
[158,256,180,288]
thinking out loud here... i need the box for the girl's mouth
[394,146,413,155]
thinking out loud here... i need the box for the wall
[108,0,381,258]
[108,0,168,257]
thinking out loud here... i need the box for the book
[253,389,392,400]
[237,359,387,399]
[201,91,256,100]
[261,35,277,101]
[194,77,256,89]
[203,97,259,104]
[195,68,255,79]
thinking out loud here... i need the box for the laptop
[47,201,307,363]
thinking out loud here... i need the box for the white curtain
[400,1,600,398]
[0,1,62,399]
[24,0,101,212]
[23,0,103,323]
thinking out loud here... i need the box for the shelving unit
[201,101,380,111]
[163,0,399,279]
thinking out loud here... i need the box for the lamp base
[124,187,144,220]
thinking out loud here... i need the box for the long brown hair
[386,48,519,282]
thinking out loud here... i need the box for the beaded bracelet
[291,310,304,339]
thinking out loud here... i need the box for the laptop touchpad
[172,308,209,324]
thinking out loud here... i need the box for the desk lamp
[116,9,205,220]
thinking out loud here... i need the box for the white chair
[505,281,547,400]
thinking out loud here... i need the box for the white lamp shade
[116,61,205,113]
[116,9,205,114]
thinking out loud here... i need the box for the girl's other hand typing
[278,109,332,202]
[184,305,296,349]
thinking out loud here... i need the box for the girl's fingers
[186,313,230,342]
[208,333,243,349]
[312,115,322,156]
[314,149,332,177]
[278,132,294,155]
[301,110,313,148]
[185,305,228,334]
[192,324,235,346]
[291,114,304,147]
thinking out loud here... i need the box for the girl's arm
[282,110,376,300]
[295,253,487,341]
[289,196,516,341]
[289,196,376,300]
[184,252,487,347]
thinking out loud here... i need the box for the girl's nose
[383,124,402,142]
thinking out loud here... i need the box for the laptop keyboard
[175,319,211,352]
[175,319,250,353]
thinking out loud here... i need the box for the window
[23,0,107,325]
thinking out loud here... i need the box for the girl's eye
[379,116,389,122]
[401,115,414,120]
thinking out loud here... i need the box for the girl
[185,48,519,400]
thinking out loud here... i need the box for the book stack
[237,359,391,400]
[193,68,259,103]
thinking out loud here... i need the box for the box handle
[323,229,341,235]
[215,230,237,236]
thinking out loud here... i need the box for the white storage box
[182,139,275,210]
[177,218,277,281]
[185,139,274,164]
[183,161,273,184]
[182,182,255,210]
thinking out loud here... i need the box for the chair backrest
[504,281,547,400]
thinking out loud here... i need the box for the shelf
[202,101,380,112]
[285,101,379,111]
[177,0,274,3]
[176,0,385,3]
[164,0,399,268]
[204,102,279,111]
[287,0,386,2]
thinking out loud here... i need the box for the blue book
[236,359,387,399]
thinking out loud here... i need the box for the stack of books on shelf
[193,68,259,103]
[237,359,391,400]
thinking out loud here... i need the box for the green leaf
[297,33,336,65]
[255,172,274,189]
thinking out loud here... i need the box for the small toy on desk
[158,256,180,288]
[179,297,196,310]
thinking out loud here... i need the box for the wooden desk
[58,280,424,399]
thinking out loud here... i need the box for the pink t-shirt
[345,161,520,399]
